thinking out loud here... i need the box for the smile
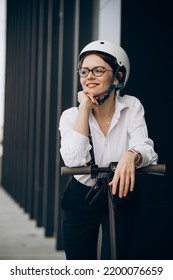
[86,83,99,88]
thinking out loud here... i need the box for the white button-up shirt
[59,95,158,186]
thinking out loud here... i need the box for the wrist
[128,149,142,166]
[78,102,91,114]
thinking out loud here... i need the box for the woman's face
[80,54,115,98]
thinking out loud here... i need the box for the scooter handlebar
[61,164,166,176]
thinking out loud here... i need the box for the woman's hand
[74,90,98,137]
[109,151,137,198]
[77,90,99,108]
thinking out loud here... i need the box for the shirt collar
[89,94,129,125]
[114,94,129,120]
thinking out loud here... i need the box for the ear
[118,71,123,80]
[113,71,123,85]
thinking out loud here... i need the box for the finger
[109,179,117,196]
[84,90,94,97]
[118,177,125,198]
[123,176,130,197]
[112,178,120,196]
[130,173,135,192]
[87,94,98,105]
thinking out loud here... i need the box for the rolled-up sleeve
[59,108,92,167]
[128,98,158,167]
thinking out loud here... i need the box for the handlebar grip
[137,164,166,174]
[61,166,91,175]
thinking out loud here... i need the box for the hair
[78,51,126,83]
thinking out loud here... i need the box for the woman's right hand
[74,90,98,137]
[77,90,99,108]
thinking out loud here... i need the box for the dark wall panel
[121,0,172,168]
[121,0,173,259]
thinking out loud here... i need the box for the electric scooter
[61,163,166,259]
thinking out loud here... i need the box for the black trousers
[61,177,109,260]
[61,177,141,260]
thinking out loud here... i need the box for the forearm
[74,103,90,137]
[60,130,91,167]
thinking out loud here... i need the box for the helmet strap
[97,65,124,105]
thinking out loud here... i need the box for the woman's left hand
[109,151,136,198]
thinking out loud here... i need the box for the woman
[59,40,158,260]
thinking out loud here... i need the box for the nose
[87,70,95,78]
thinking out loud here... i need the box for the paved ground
[0,186,65,260]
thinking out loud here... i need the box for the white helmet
[79,40,130,86]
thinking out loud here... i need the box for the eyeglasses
[78,66,113,78]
